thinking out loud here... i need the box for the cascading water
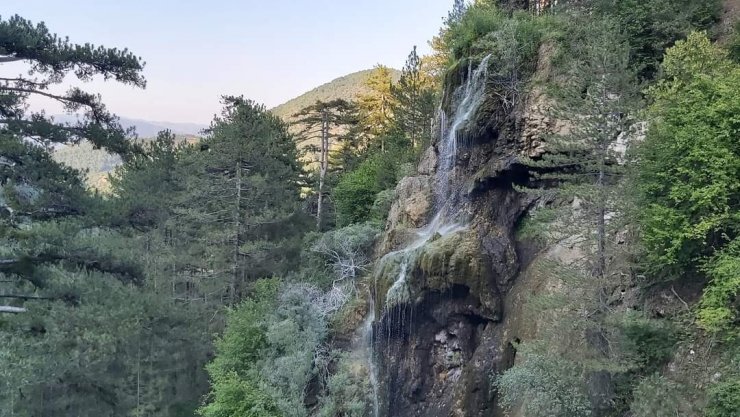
[362,300,380,417]
[362,54,491,417]
[436,53,492,217]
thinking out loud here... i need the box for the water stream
[362,54,491,417]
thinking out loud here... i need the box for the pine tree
[357,65,396,151]
[502,20,640,416]
[293,99,358,229]
[525,20,637,284]
[391,46,437,150]
[0,14,145,154]
[181,97,306,303]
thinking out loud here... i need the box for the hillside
[271,68,400,121]
[272,68,400,166]
[53,135,199,191]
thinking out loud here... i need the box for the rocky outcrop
[368,44,567,417]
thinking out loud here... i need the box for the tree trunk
[316,111,329,230]
[231,160,242,304]
[596,168,606,281]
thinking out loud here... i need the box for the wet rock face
[374,287,491,417]
[370,46,561,416]
[373,132,534,416]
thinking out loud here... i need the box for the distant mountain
[271,68,401,121]
[119,117,207,137]
[53,114,207,138]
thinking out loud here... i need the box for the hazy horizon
[2,0,452,124]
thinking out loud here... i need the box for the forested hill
[270,68,401,121]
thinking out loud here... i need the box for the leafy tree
[200,279,335,417]
[333,154,399,227]
[590,0,722,80]
[636,32,739,334]
[199,279,281,417]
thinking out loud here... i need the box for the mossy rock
[374,230,500,319]
[412,231,484,290]
[372,250,408,314]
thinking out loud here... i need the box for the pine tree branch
[0,86,86,106]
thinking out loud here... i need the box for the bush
[318,355,373,417]
[495,345,591,417]
[706,378,740,417]
[333,154,398,226]
[617,312,677,373]
[444,2,504,60]
[698,239,740,336]
[630,374,687,417]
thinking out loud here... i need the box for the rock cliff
[367,44,566,417]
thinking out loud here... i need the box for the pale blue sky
[2,0,452,124]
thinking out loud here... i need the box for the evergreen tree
[293,99,358,229]
[500,20,640,416]
[180,97,306,304]
[357,65,396,151]
[525,19,637,283]
[391,46,437,150]
[0,14,145,154]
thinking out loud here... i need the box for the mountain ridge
[271,68,401,122]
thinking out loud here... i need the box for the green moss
[414,232,484,288]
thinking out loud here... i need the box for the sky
[2,0,453,124]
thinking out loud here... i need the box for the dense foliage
[2,2,738,417]
[637,32,739,334]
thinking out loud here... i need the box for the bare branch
[0,306,26,313]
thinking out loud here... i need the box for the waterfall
[436,53,492,216]
[362,299,380,417]
[362,54,491,417]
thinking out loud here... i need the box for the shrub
[445,2,505,60]
[617,312,678,373]
[698,239,740,336]
[495,345,591,417]
[318,355,372,417]
[706,378,740,417]
[333,155,398,226]
[630,374,686,417]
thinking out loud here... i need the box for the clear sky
[2,0,453,124]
